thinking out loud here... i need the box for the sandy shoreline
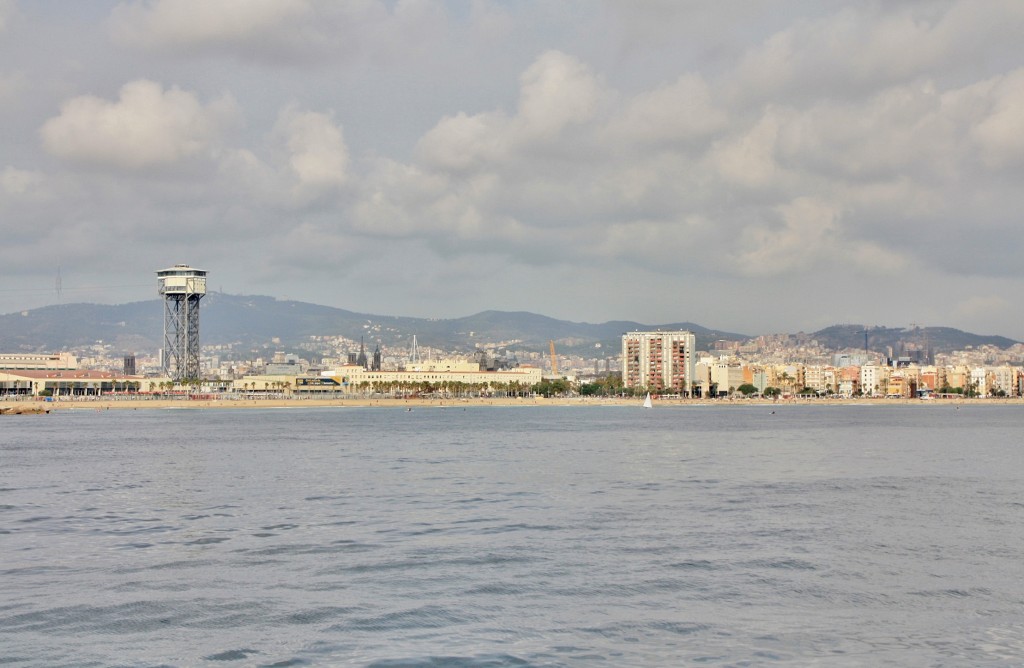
[3,395,1021,412]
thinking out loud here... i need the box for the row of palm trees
[149,379,295,396]
[29,377,555,398]
[349,379,532,398]
[129,379,528,397]
[144,379,205,394]
[236,380,293,395]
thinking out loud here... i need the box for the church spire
[356,336,368,368]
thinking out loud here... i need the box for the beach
[2,394,1016,412]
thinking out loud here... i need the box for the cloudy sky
[2,1,1023,338]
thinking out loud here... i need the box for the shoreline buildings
[3,265,1023,398]
[240,357,543,396]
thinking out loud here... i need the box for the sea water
[2,405,1024,666]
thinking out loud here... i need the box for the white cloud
[732,197,841,275]
[594,214,714,272]
[706,110,792,190]
[107,0,448,65]
[415,111,508,172]
[40,80,236,169]
[109,0,313,50]
[215,148,281,205]
[352,158,448,237]
[274,220,363,269]
[731,1,1024,103]
[275,108,349,194]
[971,69,1024,168]
[606,73,726,146]
[780,84,930,175]
[415,50,608,170]
[0,167,43,195]
[383,42,1024,289]
[516,50,606,140]
[352,156,525,243]
[731,197,906,277]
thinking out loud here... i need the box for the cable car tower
[157,264,207,381]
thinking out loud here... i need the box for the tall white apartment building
[971,367,988,396]
[622,331,696,395]
[860,362,888,397]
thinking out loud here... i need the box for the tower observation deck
[157,264,207,381]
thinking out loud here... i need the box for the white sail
[643,393,653,409]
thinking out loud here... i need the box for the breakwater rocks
[0,405,50,415]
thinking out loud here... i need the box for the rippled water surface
[3,404,1024,666]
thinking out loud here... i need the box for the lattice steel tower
[157,264,207,381]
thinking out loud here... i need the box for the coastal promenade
[2,395,1016,412]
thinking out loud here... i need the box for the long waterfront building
[236,358,543,395]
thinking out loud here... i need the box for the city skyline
[2,2,1024,338]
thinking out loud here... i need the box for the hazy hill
[811,324,1018,354]
[0,293,747,356]
[1,295,1017,357]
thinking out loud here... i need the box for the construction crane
[549,340,559,376]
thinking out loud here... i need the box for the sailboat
[642,393,653,409]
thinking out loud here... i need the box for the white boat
[642,393,653,409]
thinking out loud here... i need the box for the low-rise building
[804,366,837,394]
[325,362,543,394]
[837,366,860,397]
[0,370,145,396]
[989,366,1016,397]
[885,369,917,398]
[234,359,543,396]
[710,358,746,397]
[860,363,890,397]
[0,352,78,370]
[768,364,803,394]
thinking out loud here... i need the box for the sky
[2,1,1023,339]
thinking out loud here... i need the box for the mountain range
[0,293,1018,358]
